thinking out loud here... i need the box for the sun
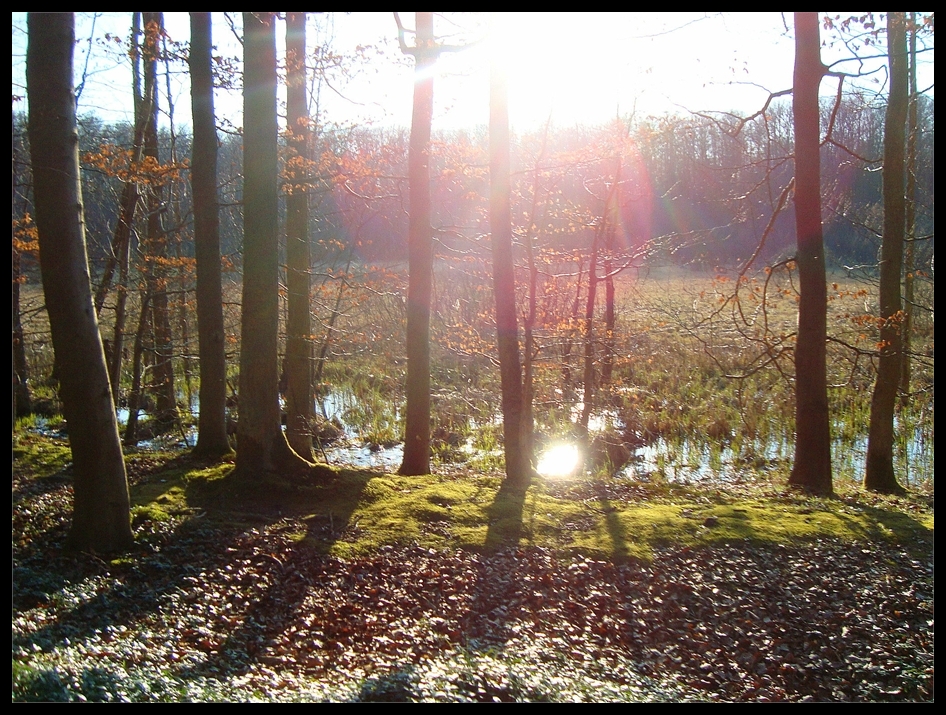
[536,442,582,479]
[482,12,679,131]
[486,13,597,129]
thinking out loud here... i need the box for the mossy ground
[12,429,932,563]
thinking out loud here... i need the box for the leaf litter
[11,460,933,702]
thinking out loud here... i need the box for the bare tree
[899,11,919,403]
[579,163,621,433]
[787,12,832,496]
[520,118,553,469]
[489,56,530,488]
[189,11,232,458]
[284,11,315,460]
[865,12,908,495]
[396,12,436,476]
[235,12,315,480]
[91,13,149,403]
[13,112,31,421]
[142,12,179,432]
[27,12,133,551]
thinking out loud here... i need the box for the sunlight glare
[536,443,582,479]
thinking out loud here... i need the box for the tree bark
[601,153,622,386]
[189,11,232,459]
[284,11,315,460]
[579,224,600,433]
[123,292,151,447]
[27,12,133,552]
[13,112,31,421]
[398,12,435,476]
[787,12,833,496]
[489,58,530,488]
[865,12,908,495]
[235,12,314,481]
[899,11,918,404]
[101,13,147,405]
[142,12,178,431]
[521,120,552,472]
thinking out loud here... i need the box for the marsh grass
[15,265,933,490]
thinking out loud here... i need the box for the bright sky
[11,12,934,133]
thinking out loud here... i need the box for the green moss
[130,503,172,524]
[582,494,935,561]
[184,462,234,483]
[12,433,73,477]
[13,427,933,563]
[181,466,931,561]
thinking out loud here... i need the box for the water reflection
[322,442,404,471]
[95,386,931,487]
[116,406,199,450]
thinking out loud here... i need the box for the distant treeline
[12,93,935,279]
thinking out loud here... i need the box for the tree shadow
[12,459,372,682]
[12,663,134,702]
[483,480,528,550]
[685,497,933,561]
[463,480,532,656]
[591,476,631,561]
[831,501,934,560]
[352,665,419,702]
[172,467,372,680]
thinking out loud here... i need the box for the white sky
[11,12,934,133]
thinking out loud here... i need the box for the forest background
[11,12,935,703]
[12,12,935,476]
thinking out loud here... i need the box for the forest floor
[12,434,934,703]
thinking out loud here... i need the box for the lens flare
[536,443,581,478]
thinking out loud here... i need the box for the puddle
[320,442,404,470]
[117,405,199,450]
[315,390,934,484]
[29,386,932,487]
[617,438,789,484]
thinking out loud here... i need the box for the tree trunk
[284,11,315,460]
[521,120,551,471]
[13,244,32,420]
[13,112,31,421]
[899,11,918,404]
[124,292,151,447]
[103,13,147,404]
[313,258,351,387]
[561,256,584,401]
[601,156,622,386]
[107,251,131,401]
[93,13,145,324]
[601,264,616,385]
[398,12,435,476]
[189,11,232,459]
[142,12,178,432]
[579,225,600,433]
[579,169,620,433]
[235,12,314,481]
[27,12,133,552]
[787,12,832,496]
[865,12,908,495]
[489,57,530,488]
